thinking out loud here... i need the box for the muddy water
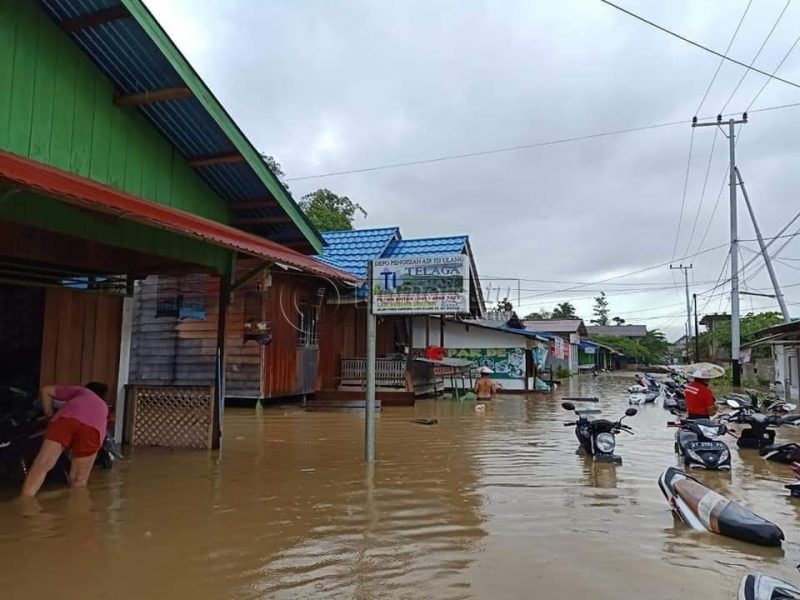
[1,375,798,599]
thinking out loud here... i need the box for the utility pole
[365,260,376,462]
[734,167,791,322]
[670,263,693,363]
[693,114,748,387]
[693,293,700,363]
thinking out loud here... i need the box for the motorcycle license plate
[695,442,719,449]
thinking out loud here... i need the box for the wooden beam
[233,216,292,226]
[115,86,192,107]
[187,153,245,168]
[61,6,130,32]
[231,199,280,212]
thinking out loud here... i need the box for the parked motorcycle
[562,401,637,464]
[0,401,120,485]
[739,573,800,600]
[669,417,733,470]
[659,467,784,546]
[761,442,800,464]
[662,379,687,411]
[785,463,800,498]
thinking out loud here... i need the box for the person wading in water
[21,382,109,498]
[684,369,717,419]
[473,367,498,401]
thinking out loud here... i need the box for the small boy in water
[473,367,497,400]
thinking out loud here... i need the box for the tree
[298,188,367,231]
[260,154,286,183]
[552,302,577,319]
[612,316,626,326]
[640,329,669,363]
[698,311,782,359]
[524,308,552,320]
[496,297,513,312]
[591,292,610,326]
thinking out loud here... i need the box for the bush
[555,366,571,379]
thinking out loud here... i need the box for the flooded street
[1,375,799,599]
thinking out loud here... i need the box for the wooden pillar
[212,275,231,449]
[439,316,445,347]
[425,316,430,348]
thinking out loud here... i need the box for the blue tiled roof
[317,228,400,278]
[384,236,467,258]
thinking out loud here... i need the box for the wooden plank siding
[40,287,123,406]
[0,0,233,273]
[317,303,407,390]
[129,266,332,400]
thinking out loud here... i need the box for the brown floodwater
[1,375,799,599]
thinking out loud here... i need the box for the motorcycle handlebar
[564,421,576,427]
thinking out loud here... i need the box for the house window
[155,274,208,320]
[297,302,320,347]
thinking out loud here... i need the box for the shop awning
[0,151,357,282]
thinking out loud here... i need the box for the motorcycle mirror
[624,408,638,417]
[561,401,576,411]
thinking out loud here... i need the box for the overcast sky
[144,0,800,340]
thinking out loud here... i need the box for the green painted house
[0,0,351,447]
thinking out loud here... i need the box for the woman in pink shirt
[21,382,109,497]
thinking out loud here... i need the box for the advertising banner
[371,254,469,315]
[445,347,526,379]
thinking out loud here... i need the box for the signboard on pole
[371,254,470,315]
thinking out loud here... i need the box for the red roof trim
[0,151,356,282]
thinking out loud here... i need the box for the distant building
[586,325,647,339]
[524,319,587,374]
[746,320,800,401]
[699,313,731,362]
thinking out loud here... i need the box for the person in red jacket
[684,369,717,419]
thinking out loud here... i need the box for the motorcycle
[740,573,800,600]
[0,401,121,485]
[725,398,800,451]
[725,390,797,414]
[562,401,637,464]
[659,467,784,546]
[629,374,660,404]
[662,379,687,411]
[669,417,733,470]
[761,442,800,464]
[786,463,800,498]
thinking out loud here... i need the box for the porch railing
[340,357,406,387]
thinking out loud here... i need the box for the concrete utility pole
[670,263,693,363]
[365,260,376,462]
[693,114,747,387]
[735,167,791,322]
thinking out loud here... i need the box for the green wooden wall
[0,0,233,273]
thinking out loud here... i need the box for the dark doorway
[0,284,45,394]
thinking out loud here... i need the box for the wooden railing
[340,357,406,387]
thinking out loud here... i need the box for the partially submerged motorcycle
[562,401,637,464]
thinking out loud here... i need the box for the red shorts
[45,417,101,458]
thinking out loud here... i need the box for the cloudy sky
[144,0,800,339]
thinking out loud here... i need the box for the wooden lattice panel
[127,385,214,449]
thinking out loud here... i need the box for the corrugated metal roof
[586,325,648,338]
[0,151,357,282]
[317,228,400,278]
[383,236,467,257]
[36,0,322,251]
[524,319,587,335]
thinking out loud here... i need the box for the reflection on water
[0,374,798,599]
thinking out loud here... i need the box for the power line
[719,0,793,113]
[600,0,800,91]
[695,0,753,115]
[684,127,719,256]
[747,32,800,111]
[671,129,696,262]
[285,100,800,181]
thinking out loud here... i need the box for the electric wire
[747,32,800,111]
[695,0,754,115]
[671,129,696,262]
[719,0,793,113]
[599,0,800,91]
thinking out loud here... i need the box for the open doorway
[0,283,45,396]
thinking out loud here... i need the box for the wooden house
[0,0,352,448]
